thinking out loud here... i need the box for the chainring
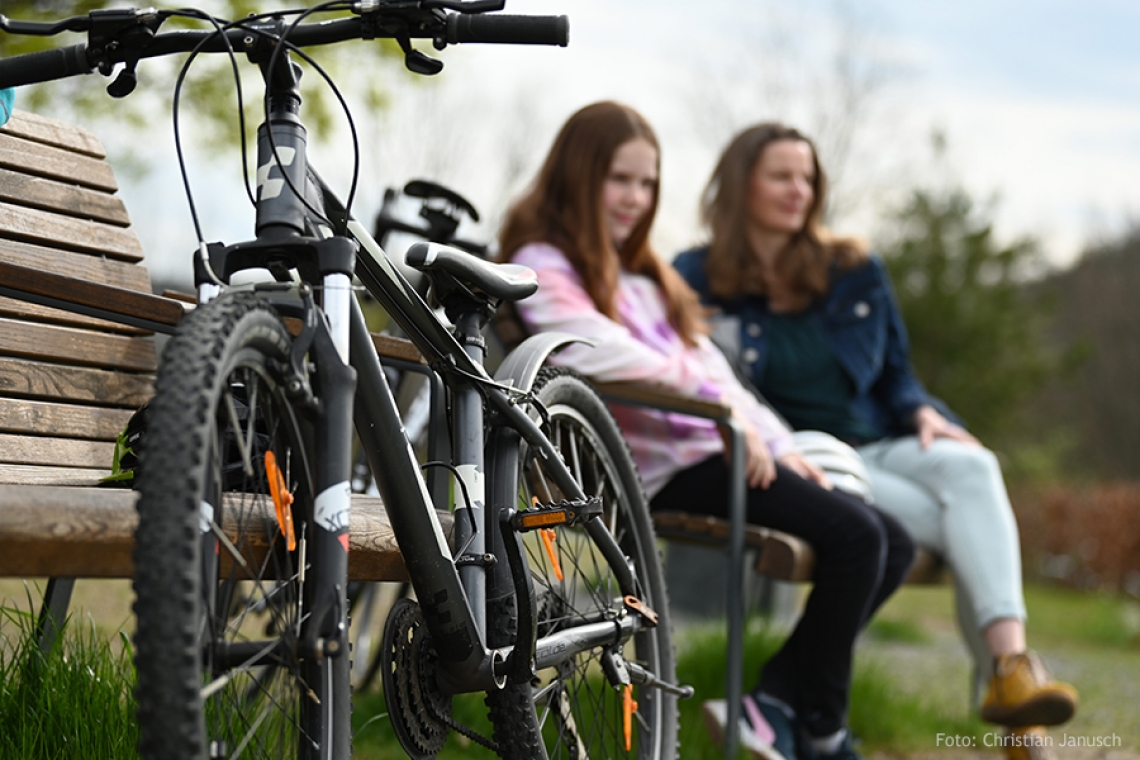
[380,597,452,759]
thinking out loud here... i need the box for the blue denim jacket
[674,246,959,442]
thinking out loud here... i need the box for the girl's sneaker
[702,694,798,760]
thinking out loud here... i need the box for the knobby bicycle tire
[133,292,350,760]
[485,368,679,760]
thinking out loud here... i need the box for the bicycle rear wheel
[133,292,350,760]
[486,368,678,760]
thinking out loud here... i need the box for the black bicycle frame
[208,44,645,698]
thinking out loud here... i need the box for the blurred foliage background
[0,0,404,155]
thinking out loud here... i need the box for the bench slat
[0,434,115,470]
[0,357,154,408]
[653,510,945,585]
[0,111,106,159]
[0,237,152,292]
[652,511,816,582]
[0,261,185,331]
[0,167,131,226]
[0,465,111,487]
[0,397,133,441]
[0,318,157,372]
[0,131,117,192]
[0,295,151,335]
[0,487,447,582]
[0,204,143,262]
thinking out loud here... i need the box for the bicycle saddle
[406,241,538,302]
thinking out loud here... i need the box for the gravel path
[858,618,1140,760]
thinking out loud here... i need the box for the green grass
[1021,584,1140,649]
[0,601,138,760]
[4,581,1137,759]
[865,615,931,644]
[665,621,987,759]
[352,688,506,759]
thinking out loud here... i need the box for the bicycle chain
[382,598,500,756]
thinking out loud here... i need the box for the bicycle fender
[492,331,590,393]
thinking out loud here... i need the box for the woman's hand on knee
[778,451,834,490]
[914,405,980,449]
[733,420,777,489]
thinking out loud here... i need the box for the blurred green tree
[0,0,404,153]
[1025,228,1140,480]
[875,187,1083,475]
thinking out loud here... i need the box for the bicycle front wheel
[486,368,678,760]
[133,292,349,760]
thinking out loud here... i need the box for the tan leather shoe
[981,651,1077,727]
[1004,726,1054,760]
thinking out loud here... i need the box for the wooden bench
[591,380,945,759]
[0,111,443,640]
[592,382,946,585]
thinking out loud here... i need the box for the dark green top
[757,312,877,444]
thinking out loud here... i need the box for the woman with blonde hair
[674,122,1078,759]
[500,101,915,760]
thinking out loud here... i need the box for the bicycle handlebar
[0,43,91,88]
[0,7,568,90]
[446,13,568,45]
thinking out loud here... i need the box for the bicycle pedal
[511,496,602,531]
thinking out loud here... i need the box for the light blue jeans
[857,436,1027,698]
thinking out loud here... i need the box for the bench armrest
[593,381,731,420]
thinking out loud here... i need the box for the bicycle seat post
[450,307,491,643]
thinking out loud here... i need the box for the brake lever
[85,8,163,94]
[395,32,443,75]
[0,14,92,36]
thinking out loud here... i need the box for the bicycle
[1,4,688,759]
[348,177,487,691]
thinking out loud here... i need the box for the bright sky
[109,0,1140,286]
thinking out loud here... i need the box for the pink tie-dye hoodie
[513,242,795,497]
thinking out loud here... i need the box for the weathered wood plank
[0,203,143,261]
[0,487,448,581]
[0,318,157,372]
[0,434,114,470]
[0,357,154,408]
[0,261,185,330]
[0,111,105,159]
[0,397,133,441]
[372,333,428,365]
[0,130,117,192]
[652,511,815,582]
[0,464,110,487]
[597,381,732,420]
[0,295,150,335]
[0,166,131,226]
[651,510,944,585]
[0,237,152,292]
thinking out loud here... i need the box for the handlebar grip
[446,14,569,47]
[0,44,92,89]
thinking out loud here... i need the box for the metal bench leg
[723,419,747,760]
[37,577,75,655]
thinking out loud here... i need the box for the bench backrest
[0,110,157,486]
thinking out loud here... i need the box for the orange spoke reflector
[540,528,563,581]
[623,684,638,751]
[265,450,296,551]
